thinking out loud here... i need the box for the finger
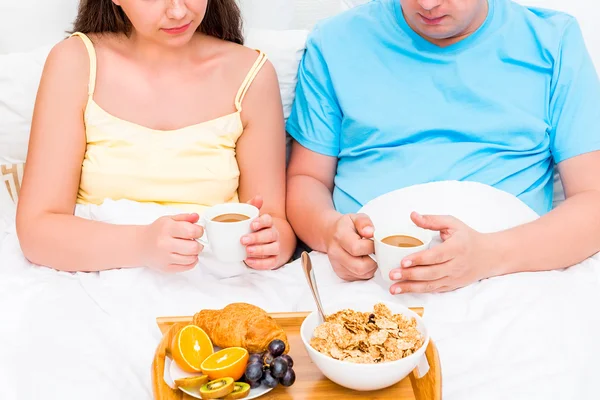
[165,261,198,273]
[246,241,280,258]
[250,214,273,232]
[330,245,377,279]
[171,221,203,240]
[350,213,375,238]
[242,227,278,246]
[401,241,455,267]
[436,286,456,293]
[171,213,200,224]
[171,238,202,256]
[332,266,360,282]
[389,261,452,282]
[342,258,377,280]
[390,278,448,294]
[410,212,462,232]
[170,254,199,266]
[244,256,278,270]
[246,195,263,210]
[340,235,374,258]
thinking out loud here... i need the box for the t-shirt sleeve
[285,26,342,157]
[549,19,600,163]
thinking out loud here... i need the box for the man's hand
[326,213,378,281]
[388,212,495,294]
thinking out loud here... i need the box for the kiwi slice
[174,375,209,389]
[224,382,251,400]
[199,377,235,399]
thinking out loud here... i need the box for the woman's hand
[388,212,498,294]
[241,196,283,270]
[140,213,204,273]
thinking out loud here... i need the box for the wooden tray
[152,308,441,400]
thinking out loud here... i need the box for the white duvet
[1,181,599,400]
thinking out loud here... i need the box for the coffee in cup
[381,235,424,248]
[198,203,259,263]
[211,213,250,223]
[370,225,433,284]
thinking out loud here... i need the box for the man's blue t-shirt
[286,0,600,216]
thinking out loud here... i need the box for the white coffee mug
[197,203,260,263]
[371,225,433,283]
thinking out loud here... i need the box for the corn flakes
[310,303,424,364]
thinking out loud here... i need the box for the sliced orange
[200,347,249,381]
[171,325,214,373]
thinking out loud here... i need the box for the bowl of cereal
[300,301,429,391]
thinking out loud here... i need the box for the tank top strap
[234,50,268,112]
[70,32,98,97]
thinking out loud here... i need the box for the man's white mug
[371,225,433,283]
[198,203,260,263]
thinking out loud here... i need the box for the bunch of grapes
[243,339,296,389]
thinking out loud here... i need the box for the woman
[16,0,296,272]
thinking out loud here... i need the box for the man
[285,0,600,294]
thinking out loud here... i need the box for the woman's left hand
[241,196,282,270]
[388,212,499,294]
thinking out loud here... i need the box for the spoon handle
[301,252,327,323]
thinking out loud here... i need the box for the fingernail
[393,287,402,295]
[241,236,250,245]
[247,247,255,254]
[402,260,413,268]
[391,272,402,280]
[252,222,260,230]
[363,226,374,235]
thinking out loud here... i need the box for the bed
[1,1,600,400]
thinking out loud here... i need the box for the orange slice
[200,347,249,381]
[171,325,214,373]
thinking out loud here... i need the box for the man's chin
[417,27,460,41]
[409,20,460,39]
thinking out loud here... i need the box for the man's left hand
[388,212,498,294]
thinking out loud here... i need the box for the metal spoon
[301,251,327,324]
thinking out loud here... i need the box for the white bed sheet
[0,181,599,400]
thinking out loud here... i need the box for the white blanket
[0,181,599,400]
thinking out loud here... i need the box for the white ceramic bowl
[300,300,430,391]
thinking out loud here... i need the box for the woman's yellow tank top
[71,32,268,215]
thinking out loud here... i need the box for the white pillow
[241,0,341,31]
[245,28,308,119]
[292,0,342,30]
[239,0,295,30]
[0,0,78,54]
[0,45,53,165]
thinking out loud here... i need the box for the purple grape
[270,357,288,379]
[268,339,286,357]
[245,362,263,382]
[262,370,279,388]
[280,368,296,387]
[280,354,294,368]
[248,353,263,364]
[249,379,262,389]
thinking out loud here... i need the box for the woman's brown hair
[71,0,244,44]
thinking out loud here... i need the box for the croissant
[193,303,289,354]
